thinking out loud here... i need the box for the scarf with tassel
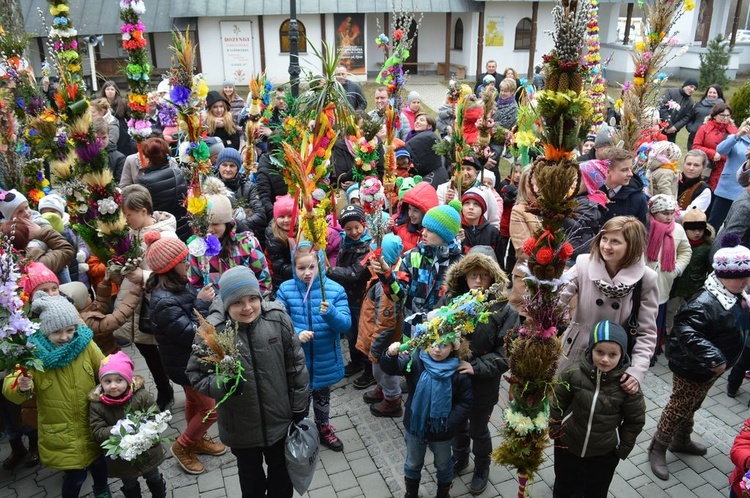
[409,350,458,439]
[646,215,676,272]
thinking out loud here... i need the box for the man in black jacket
[336,66,367,111]
[658,79,697,143]
[474,60,498,96]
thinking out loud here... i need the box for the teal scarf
[409,350,459,439]
[29,325,94,370]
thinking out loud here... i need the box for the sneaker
[171,441,205,474]
[344,362,364,377]
[353,372,377,390]
[363,385,384,404]
[453,457,469,477]
[469,467,489,495]
[370,396,403,418]
[319,424,344,452]
[193,434,228,456]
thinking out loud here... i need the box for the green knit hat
[422,201,462,244]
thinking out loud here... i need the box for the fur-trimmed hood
[443,250,509,299]
[88,375,146,402]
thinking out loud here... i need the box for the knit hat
[22,261,59,296]
[206,90,230,109]
[346,183,360,203]
[422,202,462,244]
[580,159,608,192]
[683,78,699,89]
[0,189,28,220]
[216,147,243,170]
[647,141,682,171]
[207,193,233,224]
[713,233,750,279]
[407,91,421,103]
[381,233,404,266]
[682,206,708,231]
[205,136,225,158]
[461,187,487,215]
[648,194,678,214]
[31,291,80,336]
[273,194,295,219]
[222,80,235,88]
[483,74,496,84]
[41,212,64,233]
[99,351,134,384]
[468,245,499,263]
[589,320,629,367]
[395,148,411,160]
[38,193,66,216]
[402,182,439,213]
[219,266,261,311]
[143,231,188,274]
[461,155,482,171]
[594,125,613,149]
[339,204,366,227]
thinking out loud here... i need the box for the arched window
[514,18,532,50]
[454,18,464,50]
[280,19,307,53]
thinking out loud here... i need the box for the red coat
[730,418,750,496]
[694,119,738,190]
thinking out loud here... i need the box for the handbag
[138,292,155,335]
[625,279,642,356]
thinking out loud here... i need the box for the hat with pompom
[203,177,234,224]
[144,231,188,274]
[22,261,59,296]
[713,233,750,279]
[422,201,462,244]
[381,233,404,266]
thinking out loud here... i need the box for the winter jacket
[658,87,695,133]
[645,223,692,304]
[405,133,450,187]
[255,153,289,222]
[563,194,606,262]
[328,233,372,309]
[108,149,126,184]
[648,166,678,198]
[667,281,749,383]
[686,98,724,135]
[380,350,473,441]
[730,417,750,497]
[509,201,542,311]
[187,230,271,295]
[210,126,242,150]
[186,301,310,449]
[601,175,650,227]
[437,182,500,229]
[119,153,181,189]
[81,278,139,355]
[436,103,455,137]
[3,335,104,470]
[671,237,713,300]
[714,132,750,201]
[276,261,351,390]
[552,354,645,459]
[24,225,75,275]
[264,225,293,292]
[356,265,402,363]
[135,164,191,241]
[461,220,502,263]
[498,179,518,238]
[216,170,267,245]
[392,182,440,252]
[493,98,518,130]
[713,191,750,259]
[341,79,367,111]
[440,252,519,407]
[88,376,165,478]
[695,119,739,191]
[149,284,211,386]
[558,255,659,386]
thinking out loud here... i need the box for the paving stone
[330,469,358,492]
[664,482,700,498]
[350,456,378,477]
[197,468,225,492]
[307,485,336,498]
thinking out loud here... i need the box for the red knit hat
[22,261,59,296]
[461,188,487,215]
[274,194,295,219]
[402,182,439,214]
[144,232,189,274]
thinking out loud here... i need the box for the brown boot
[2,439,27,470]
[669,429,707,455]
[171,441,205,474]
[648,431,671,481]
[193,434,228,456]
[370,396,403,418]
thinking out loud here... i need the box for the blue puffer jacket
[276,254,352,390]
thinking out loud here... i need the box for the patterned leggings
[656,374,714,440]
[311,386,331,428]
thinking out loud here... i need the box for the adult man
[600,148,649,226]
[336,66,367,111]
[437,156,500,229]
[658,79,697,143]
[369,86,411,142]
[474,60,498,96]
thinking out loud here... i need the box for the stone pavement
[0,339,747,498]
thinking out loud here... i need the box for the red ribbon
[10,365,29,390]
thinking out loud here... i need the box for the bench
[437,62,467,79]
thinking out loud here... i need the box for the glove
[292,411,307,424]
[233,207,247,222]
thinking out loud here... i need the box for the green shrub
[730,81,750,126]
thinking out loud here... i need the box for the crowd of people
[0,63,750,498]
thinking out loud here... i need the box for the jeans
[553,447,619,498]
[233,439,293,498]
[121,467,162,491]
[177,385,217,447]
[373,362,401,400]
[452,404,493,470]
[61,454,109,498]
[403,431,454,485]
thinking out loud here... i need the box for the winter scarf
[646,215,676,272]
[341,228,373,248]
[705,272,750,311]
[409,350,459,439]
[496,94,515,106]
[97,384,134,406]
[29,324,94,370]
[677,174,703,197]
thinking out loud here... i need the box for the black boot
[146,474,167,498]
[404,477,420,498]
[2,438,27,470]
[436,482,452,498]
[24,437,40,467]
[156,384,174,412]
[120,484,142,498]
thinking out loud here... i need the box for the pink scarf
[100,385,134,406]
[646,215,676,272]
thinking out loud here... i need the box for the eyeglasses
[717,113,731,118]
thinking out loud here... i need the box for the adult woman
[508,169,541,314]
[405,112,436,142]
[557,216,659,393]
[219,81,246,125]
[502,67,522,103]
[686,85,724,150]
[99,80,127,120]
[694,104,738,192]
[89,98,120,152]
[135,137,191,241]
[676,149,712,220]
[205,91,242,150]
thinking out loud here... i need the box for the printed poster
[220,21,255,84]
[334,14,366,76]
[485,16,504,47]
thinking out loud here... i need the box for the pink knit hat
[274,194,295,218]
[21,261,59,296]
[99,351,135,384]
[579,160,609,207]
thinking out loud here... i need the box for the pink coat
[557,254,659,386]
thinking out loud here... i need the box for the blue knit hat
[216,147,242,170]
[346,183,360,203]
[422,201,461,244]
[589,320,629,367]
[218,266,261,312]
[381,233,404,266]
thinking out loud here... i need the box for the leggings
[311,386,331,428]
[656,373,713,439]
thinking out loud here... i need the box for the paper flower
[187,236,207,257]
[97,197,119,215]
[170,85,191,106]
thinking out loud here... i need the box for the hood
[402,182,439,216]
[443,251,508,298]
[88,375,146,402]
[130,211,177,237]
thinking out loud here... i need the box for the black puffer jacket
[264,225,293,293]
[216,170,267,246]
[149,285,211,386]
[602,176,649,227]
[136,165,191,241]
[406,132,449,187]
[461,221,503,263]
[667,283,749,383]
[255,153,289,222]
[564,194,606,261]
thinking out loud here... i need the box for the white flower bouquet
[101,407,172,462]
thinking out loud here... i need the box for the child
[649,234,750,481]
[359,234,405,417]
[3,293,109,498]
[646,141,681,198]
[441,246,519,493]
[498,163,521,272]
[381,332,473,498]
[276,242,351,450]
[328,204,374,388]
[391,181,439,253]
[89,352,167,497]
[564,160,608,263]
[552,321,646,497]
[38,193,91,288]
[186,266,309,498]
[264,194,296,292]
[601,147,649,226]
[730,416,750,497]
[645,194,692,361]
[458,187,502,263]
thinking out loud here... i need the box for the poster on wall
[485,16,504,47]
[220,21,255,84]
[334,14,366,76]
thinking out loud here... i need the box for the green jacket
[670,239,712,299]
[3,340,104,470]
[89,375,165,478]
